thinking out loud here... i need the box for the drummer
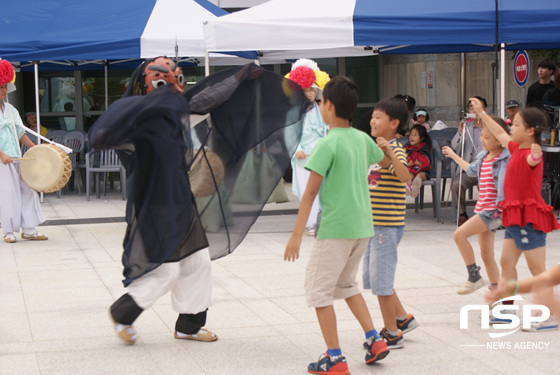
[0,59,47,243]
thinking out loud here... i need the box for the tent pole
[205,50,210,77]
[460,53,466,112]
[33,62,43,203]
[104,61,109,111]
[500,44,506,118]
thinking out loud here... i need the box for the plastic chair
[428,128,457,200]
[427,129,457,221]
[85,149,127,201]
[45,130,67,144]
[59,130,86,196]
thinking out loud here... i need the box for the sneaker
[489,308,516,324]
[522,316,559,332]
[363,337,389,364]
[457,278,486,295]
[306,228,317,237]
[307,352,349,375]
[380,328,404,349]
[397,314,419,334]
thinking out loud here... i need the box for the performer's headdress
[286,58,330,99]
[125,56,185,97]
[0,59,16,93]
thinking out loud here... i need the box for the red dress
[501,141,559,233]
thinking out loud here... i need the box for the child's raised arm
[470,97,511,148]
[442,146,469,172]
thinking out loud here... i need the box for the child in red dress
[470,97,559,331]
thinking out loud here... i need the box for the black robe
[89,63,309,286]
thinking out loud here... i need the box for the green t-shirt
[305,127,384,240]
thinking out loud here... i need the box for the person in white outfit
[288,59,330,237]
[0,59,47,244]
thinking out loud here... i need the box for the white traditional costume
[0,60,45,243]
[287,59,330,235]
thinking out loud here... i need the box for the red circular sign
[514,51,529,87]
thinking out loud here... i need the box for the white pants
[0,163,44,235]
[127,248,213,314]
[293,163,320,229]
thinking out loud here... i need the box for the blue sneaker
[307,352,349,375]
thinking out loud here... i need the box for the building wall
[381,51,542,127]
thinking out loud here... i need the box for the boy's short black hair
[537,59,557,74]
[322,76,359,120]
[374,97,409,133]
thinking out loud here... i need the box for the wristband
[530,153,543,162]
[508,280,519,296]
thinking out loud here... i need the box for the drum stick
[12,157,35,161]
[22,127,73,154]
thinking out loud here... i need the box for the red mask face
[143,57,185,94]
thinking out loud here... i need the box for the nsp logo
[460,296,550,338]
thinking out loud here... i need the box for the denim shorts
[362,226,404,296]
[477,209,502,232]
[504,223,546,250]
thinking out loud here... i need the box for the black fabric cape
[89,63,309,286]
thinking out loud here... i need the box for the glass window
[22,71,78,130]
[346,55,379,104]
[346,55,379,127]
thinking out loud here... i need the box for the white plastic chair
[85,149,127,201]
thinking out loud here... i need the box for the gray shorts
[477,209,502,232]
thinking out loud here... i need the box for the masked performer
[89,58,308,345]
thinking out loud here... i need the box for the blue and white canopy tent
[203,0,498,60]
[204,0,560,114]
[0,0,256,135]
[1,0,256,66]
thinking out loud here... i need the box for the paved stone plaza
[1,186,559,375]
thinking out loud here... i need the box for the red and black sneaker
[307,352,349,375]
[364,337,390,364]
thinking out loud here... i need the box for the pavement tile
[1,185,559,374]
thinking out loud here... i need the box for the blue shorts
[362,225,404,296]
[477,209,502,232]
[504,224,546,250]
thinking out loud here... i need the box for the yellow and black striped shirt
[368,140,407,226]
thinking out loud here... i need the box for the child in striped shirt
[442,118,510,296]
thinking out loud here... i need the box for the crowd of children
[284,66,559,373]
